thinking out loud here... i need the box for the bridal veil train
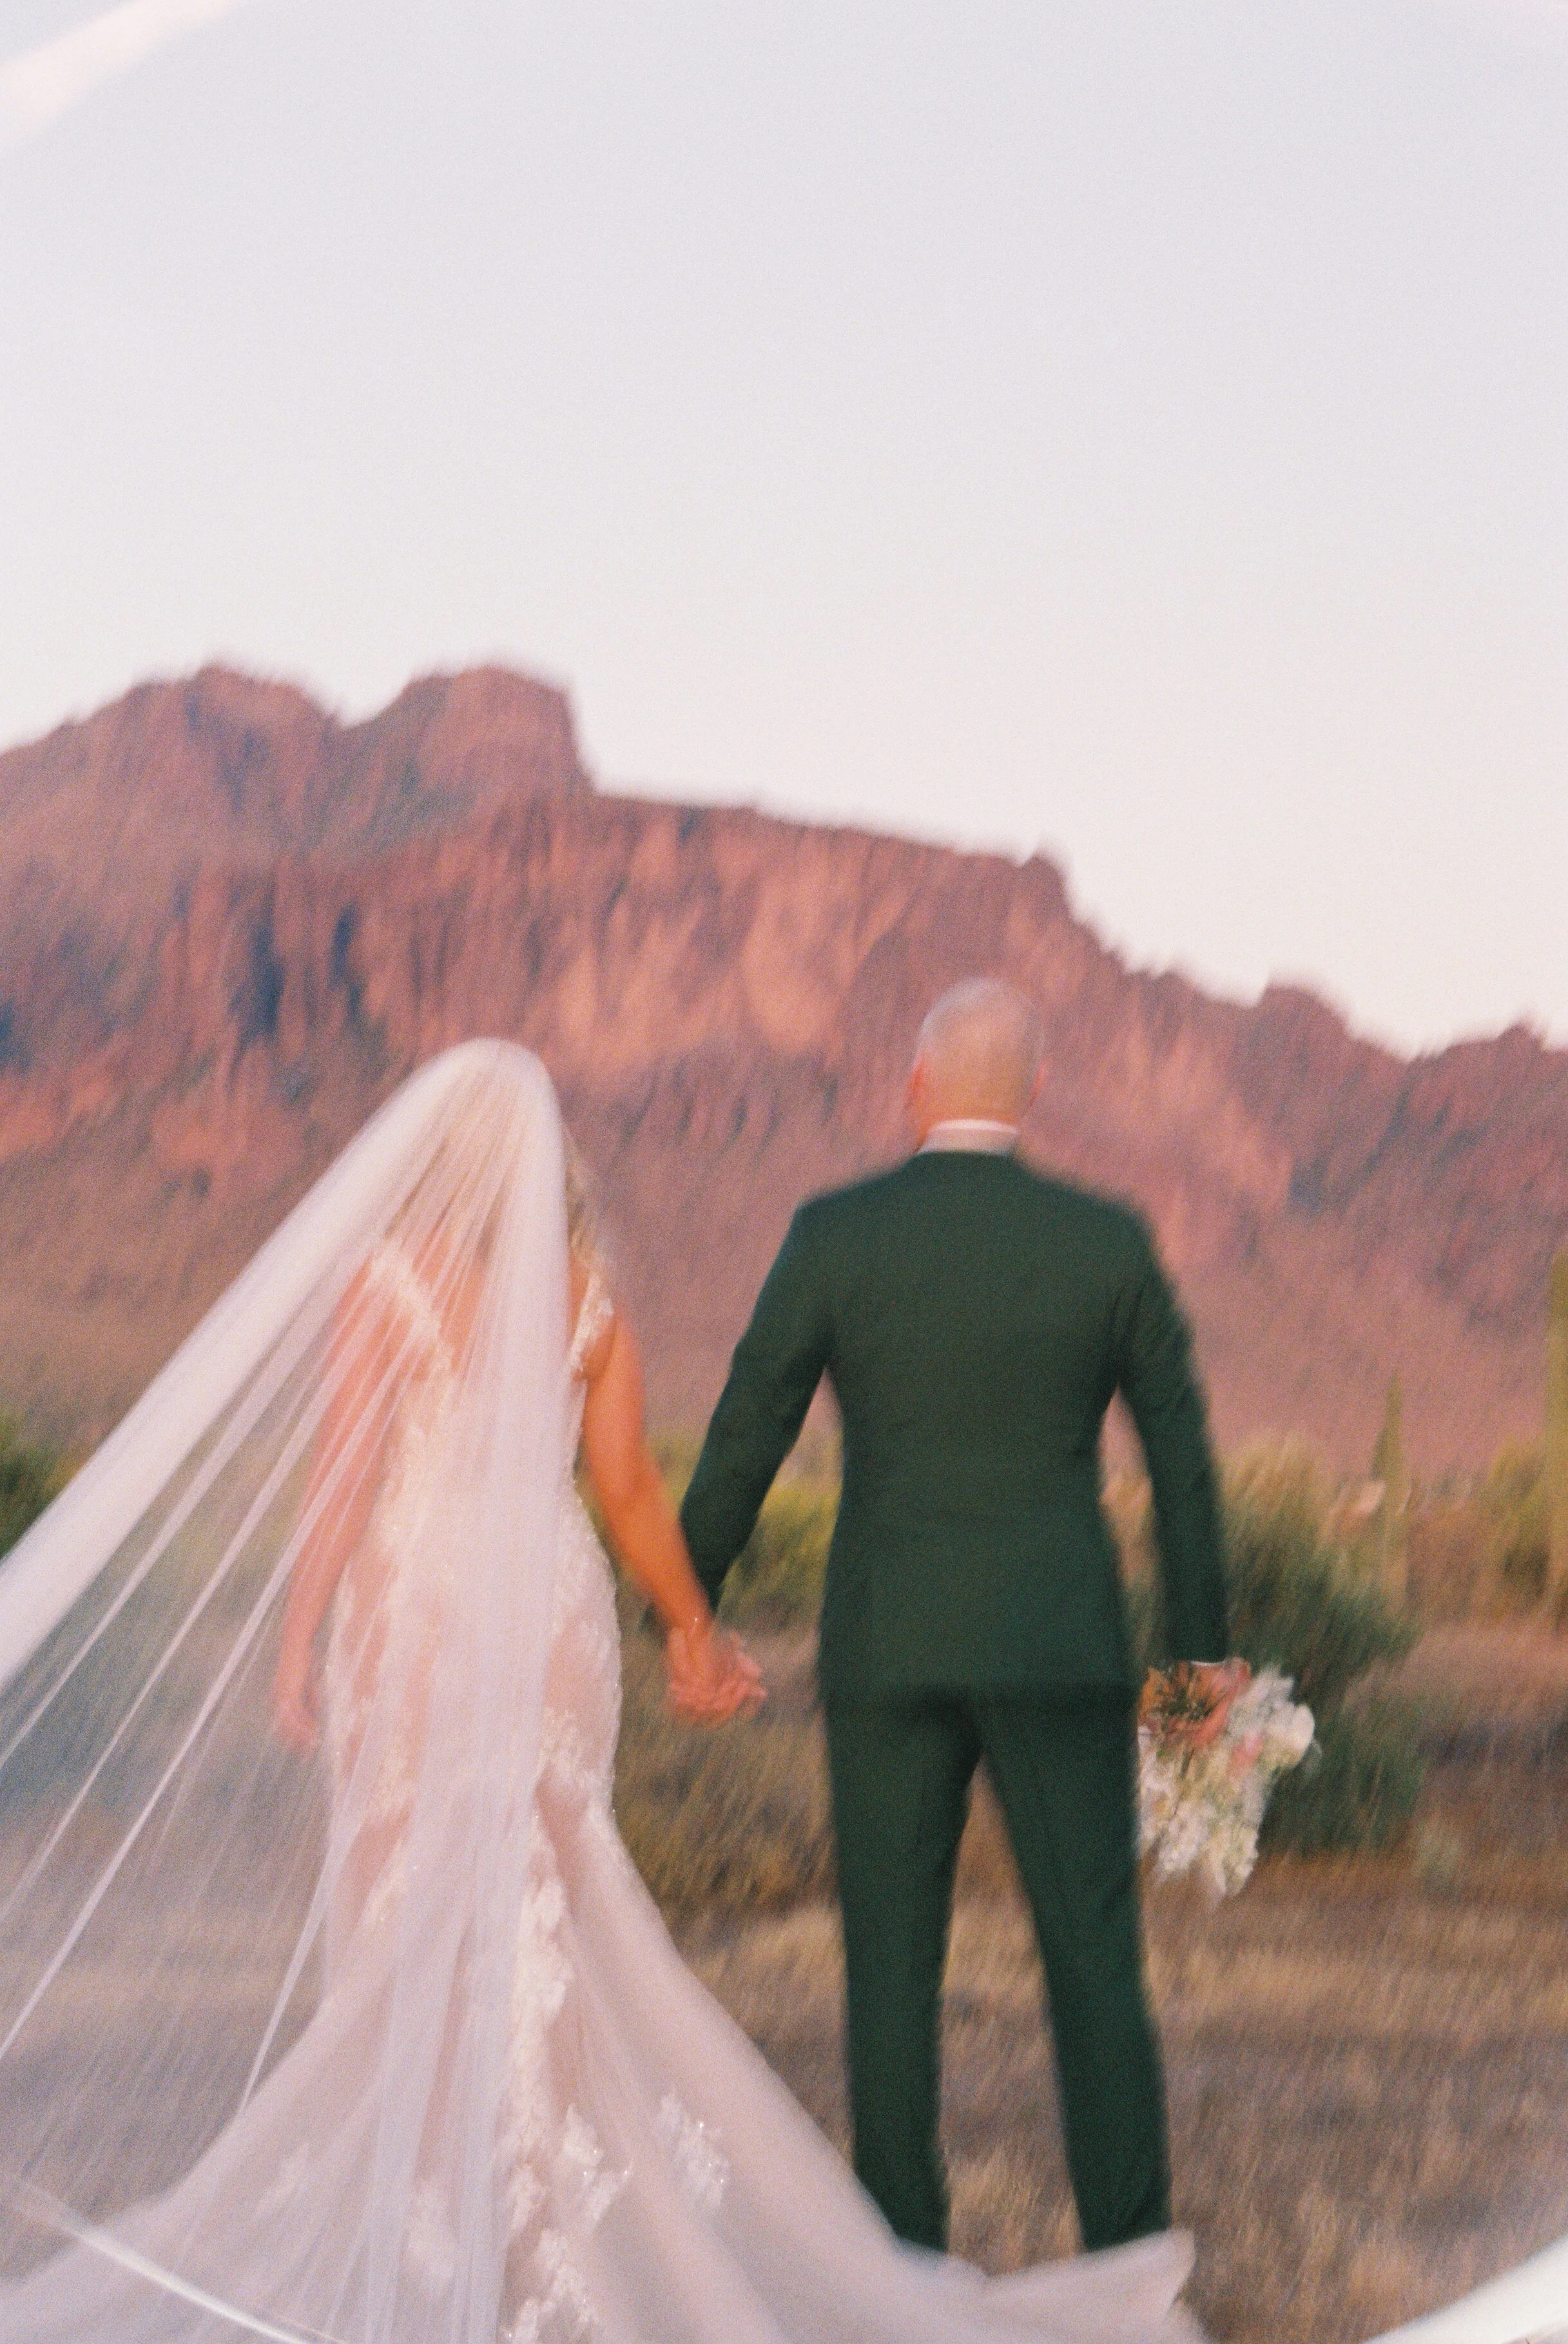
[0,1038,1208,2343]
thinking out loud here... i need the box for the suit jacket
[679,1148,1228,1701]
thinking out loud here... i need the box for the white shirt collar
[917,1118,1020,1156]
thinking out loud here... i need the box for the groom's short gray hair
[914,978,1044,1120]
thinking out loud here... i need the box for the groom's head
[906,978,1043,1143]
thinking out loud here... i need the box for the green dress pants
[824,1689,1170,2254]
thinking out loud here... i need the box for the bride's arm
[579,1304,764,1723]
[274,1270,402,1750]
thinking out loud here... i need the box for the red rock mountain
[1,664,1563,1470]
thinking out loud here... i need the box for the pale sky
[1,0,1563,1054]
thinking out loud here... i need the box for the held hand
[665,1621,766,1727]
[665,1623,733,1721]
[701,1631,766,1723]
[666,1622,766,1723]
[273,1649,321,1754]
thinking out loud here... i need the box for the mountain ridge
[1,663,1563,1469]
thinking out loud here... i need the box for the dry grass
[672,1854,1568,2343]
[635,1626,1568,2343]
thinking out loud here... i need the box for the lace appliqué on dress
[657,2095,730,2215]
[496,1268,630,2342]
[498,1845,628,2342]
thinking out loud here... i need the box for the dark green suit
[681,1147,1227,2251]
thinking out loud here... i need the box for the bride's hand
[666,1621,766,1726]
[273,1647,321,1753]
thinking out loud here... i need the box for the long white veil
[0,1039,570,2344]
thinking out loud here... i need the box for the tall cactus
[1371,1373,1409,1609]
[1548,1248,1568,1617]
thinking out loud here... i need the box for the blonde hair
[563,1130,604,1266]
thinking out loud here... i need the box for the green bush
[1224,1484,1417,1720]
[0,1415,66,1562]
[1127,1441,1422,1855]
[621,1438,837,1633]
[1261,1699,1424,1857]
[720,1482,837,1629]
[1129,1452,1414,1700]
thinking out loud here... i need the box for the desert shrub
[1474,1444,1549,1613]
[1128,1445,1415,1707]
[1125,1440,1422,1854]
[720,1482,837,1628]
[0,1415,66,1561]
[605,1438,837,1633]
[1261,1698,1424,1857]
[613,1624,833,1913]
[1405,1496,1492,1622]
[1224,1475,1418,1721]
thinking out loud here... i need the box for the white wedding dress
[0,1041,1206,2343]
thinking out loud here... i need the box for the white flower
[1137,1669,1314,1900]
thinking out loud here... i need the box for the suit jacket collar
[916,1118,1020,1156]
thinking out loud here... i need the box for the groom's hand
[666,1622,766,1726]
[1169,1656,1251,1745]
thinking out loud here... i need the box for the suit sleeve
[1114,1223,1228,1664]
[679,1206,833,1611]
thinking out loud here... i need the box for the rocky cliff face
[1,664,1563,1468]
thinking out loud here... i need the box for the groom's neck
[915,1117,1020,1156]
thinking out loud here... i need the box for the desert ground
[663,1624,1568,2344]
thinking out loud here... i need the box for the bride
[0,1040,1203,2343]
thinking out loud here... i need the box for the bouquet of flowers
[1136,1661,1315,1900]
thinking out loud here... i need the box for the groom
[679,977,1232,2258]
